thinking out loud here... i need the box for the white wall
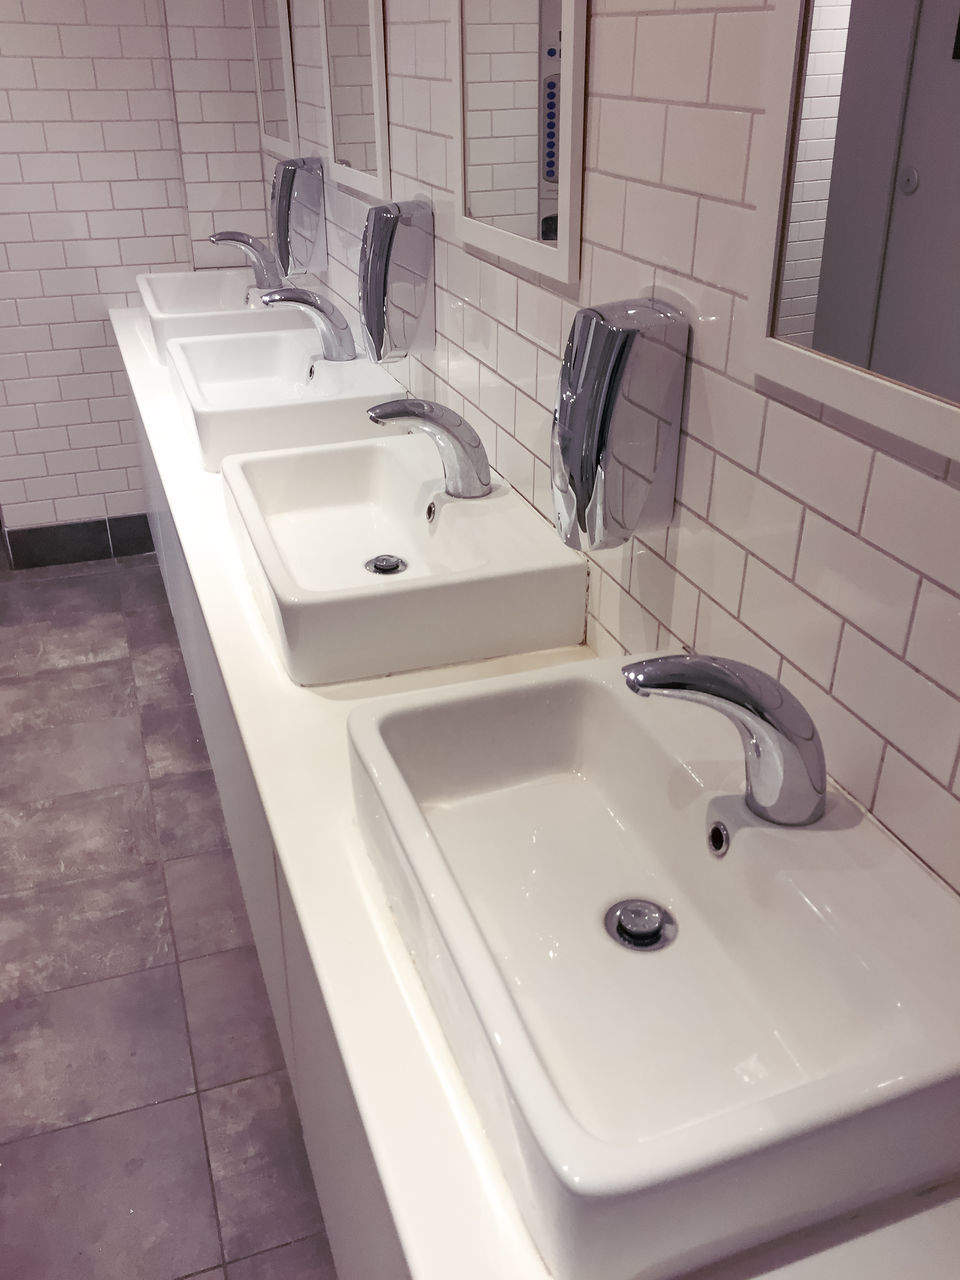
[296,0,960,895]
[0,0,266,532]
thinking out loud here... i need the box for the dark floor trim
[6,516,154,571]
[108,514,155,558]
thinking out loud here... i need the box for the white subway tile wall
[165,0,266,269]
[325,0,378,175]
[462,0,540,237]
[0,0,264,527]
[774,0,849,345]
[292,1,960,889]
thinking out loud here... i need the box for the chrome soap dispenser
[550,298,690,551]
[358,200,434,362]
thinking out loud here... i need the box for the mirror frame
[451,0,586,286]
[250,0,300,160]
[316,0,391,201]
[748,0,960,462]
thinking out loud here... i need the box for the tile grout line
[163,847,230,1273]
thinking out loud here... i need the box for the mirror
[750,0,960,463]
[773,0,960,408]
[251,0,300,158]
[774,0,960,406]
[452,0,586,285]
[317,0,390,200]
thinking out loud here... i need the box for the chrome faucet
[366,399,492,499]
[260,287,356,362]
[208,231,282,290]
[622,654,826,826]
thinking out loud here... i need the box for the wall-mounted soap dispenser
[550,298,690,551]
[270,156,329,278]
[358,200,435,362]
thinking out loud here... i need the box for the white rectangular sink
[348,656,960,1280]
[167,329,405,470]
[222,433,587,685]
[137,268,309,362]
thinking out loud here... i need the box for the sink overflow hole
[708,821,730,858]
[425,501,436,522]
[604,899,677,951]
[365,554,408,575]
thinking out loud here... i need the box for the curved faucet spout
[623,654,826,826]
[366,399,492,499]
[260,287,356,362]
[208,231,282,290]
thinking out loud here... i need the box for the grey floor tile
[143,701,213,779]
[0,557,119,585]
[165,852,253,960]
[0,569,123,627]
[0,864,174,1001]
[0,782,158,894]
[0,610,129,679]
[201,1072,323,1262]
[0,658,138,736]
[152,771,229,858]
[226,1236,337,1280]
[0,715,148,802]
[0,965,193,1143]
[0,1095,221,1280]
[181,946,283,1090]
[127,605,193,709]
[119,559,169,613]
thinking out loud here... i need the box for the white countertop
[112,306,960,1280]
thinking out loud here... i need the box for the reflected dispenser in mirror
[358,200,434,362]
[550,299,690,551]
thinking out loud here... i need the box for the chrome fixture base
[209,231,282,290]
[366,399,492,499]
[260,288,356,362]
[623,654,827,827]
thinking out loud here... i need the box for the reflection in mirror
[452,0,585,285]
[462,0,561,243]
[253,0,292,141]
[324,0,377,176]
[773,0,960,406]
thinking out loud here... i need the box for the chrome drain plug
[365,553,407,575]
[604,899,677,951]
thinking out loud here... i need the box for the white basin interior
[142,267,259,314]
[222,434,587,685]
[167,329,405,470]
[349,657,960,1280]
[137,269,308,362]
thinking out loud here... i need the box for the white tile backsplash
[740,556,843,687]
[833,627,960,785]
[761,400,873,529]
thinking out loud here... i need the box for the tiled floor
[0,553,338,1280]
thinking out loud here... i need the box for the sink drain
[365,553,407,575]
[604,899,677,951]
